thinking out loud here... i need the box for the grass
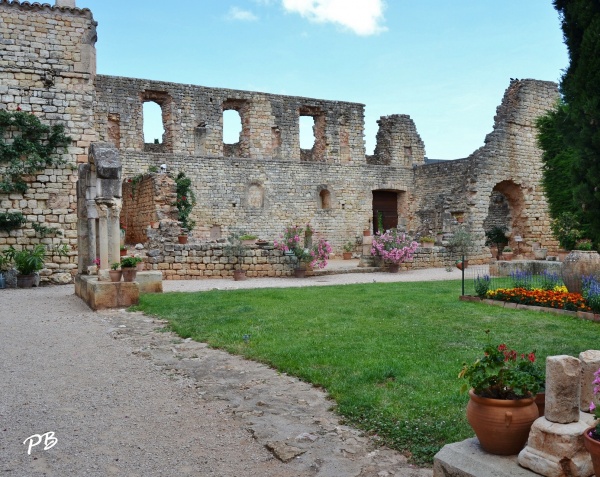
[132,280,599,465]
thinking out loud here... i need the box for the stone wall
[0,0,98,281]
[94,75,367,163]
[119,153,415,253]
[1,2,561,282]
[121,173,177,244]
[413,79,560,261]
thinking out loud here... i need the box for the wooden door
[373,191,398,234]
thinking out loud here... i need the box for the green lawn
[132,280,598,464]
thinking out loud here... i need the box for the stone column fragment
[579,350,600,412]
[545,355,582,424]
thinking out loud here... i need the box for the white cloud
[227,7,259,21]
[282,0,386,36]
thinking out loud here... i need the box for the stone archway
[484,180,527,249]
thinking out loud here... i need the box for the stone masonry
[0,1,560,281]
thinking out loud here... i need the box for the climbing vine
[0,110,71,193]
[173,171,197,232]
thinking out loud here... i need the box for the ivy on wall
[0,110,71,193]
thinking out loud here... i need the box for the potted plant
[458,333,543,455]
[575,239,594,251]
[371,228,418,273]
[120,256,141,282]
[420,235,435,249]
[584,367,600,475]
[485,226,508,260]
[238,234,258,246]
[446,225,476,268]
[5,245,46,288]
[502,246,514,261]
[224,231,248,281]
[120,244,127,257]
[109,262,122,282]
[274,224,331,277]
[342,241,354,260]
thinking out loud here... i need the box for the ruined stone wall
[413,79,560,259]
[94,75,366,163]
[119,153,415,253]
[369,114,426,167]
[0,1,99,281]
[121,173,178,245]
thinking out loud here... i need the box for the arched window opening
[299,115,315,149]
[143,101,164,144]
[223,109,242,145]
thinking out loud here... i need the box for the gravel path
[0,267,465,476]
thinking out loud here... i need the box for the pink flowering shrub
[589,368,600,439]
[371,229,418,265]
[274,224,331,269]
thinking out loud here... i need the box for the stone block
[135,271,163,294]
[579,350,600,412]
[74,274,139,310]
[517,415,595,477]
[546,356,582,424]
[433,438,539,477]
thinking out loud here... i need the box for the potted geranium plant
[371,228,418,273]
[458,333,543,455]
[274,224,331,277]
[109,262,122,282]
[342,241,354,260]
[583,368,600,475]
[120,256,141,282]
[420,235,435,248]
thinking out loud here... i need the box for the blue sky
[81,0,568,159]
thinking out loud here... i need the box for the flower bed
[486,287,590,312]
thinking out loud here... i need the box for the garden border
[459,295,600,322]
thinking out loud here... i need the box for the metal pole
[461,253,465,296]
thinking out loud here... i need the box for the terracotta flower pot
[502,252,514,261]
[120,249,127,257]
[178,235,188,244]
[294,267,306,278]
[343,252,352,260]
[387,263,399,273]
[121,267,137,282]
[109,270,122,282]
[456,260,469,270]
[466,389,538,455]
[583,426,600,477]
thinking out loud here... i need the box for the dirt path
[1,283,434,476]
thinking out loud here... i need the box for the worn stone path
[1,268,461,476]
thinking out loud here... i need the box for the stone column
[109,203,122,266]
[546,355,581,423]
[97,203,109,271]
[580,350,600,412]
[518,355,596,477]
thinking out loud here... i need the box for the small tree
[224,231,246,271]
[447,225,476,262]
[173,171,197,233]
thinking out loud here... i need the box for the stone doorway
[484,180,526,247]
[372,191,399,234]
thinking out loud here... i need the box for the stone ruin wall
[0,1,98,282]
[94,75,424,253]
[121,174,177,245]
[413,79,560,263]
[0,1,562,281]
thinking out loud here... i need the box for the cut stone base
[75,272,163,310]
[433,438,539,477]
[75,274,140,310]
[517,415,595,477]
[135,271,163,294]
